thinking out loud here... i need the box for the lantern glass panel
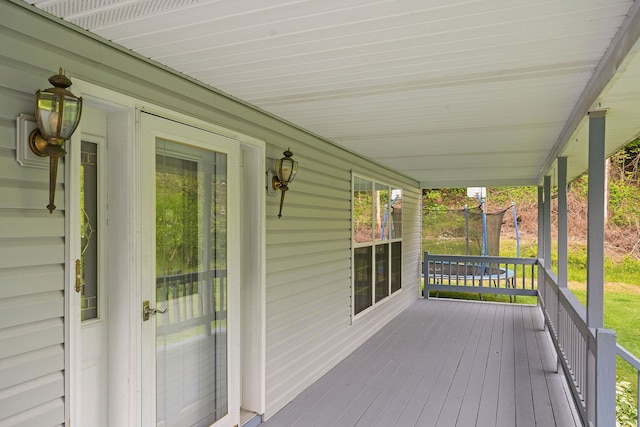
[60,97,82,139]
[277,158,296,183]
[288,161,298,183]
[36,91,61,137]
[275,158,284,181]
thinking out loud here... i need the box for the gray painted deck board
[454,302,496,426]
[476,303,506,426]
[523,305,555,427]
[262,299,580,427]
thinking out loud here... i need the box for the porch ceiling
[26,0,640,188]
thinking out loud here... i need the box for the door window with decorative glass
[81,141,99,321]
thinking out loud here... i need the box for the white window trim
[351,173,403,320]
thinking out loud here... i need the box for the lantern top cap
[47,68,72,89]
[283,148,293,158]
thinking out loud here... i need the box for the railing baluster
[187,277,193,320]
[155,269,227,331]
[423,253,537,299]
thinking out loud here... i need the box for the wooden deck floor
[261,299,581,427]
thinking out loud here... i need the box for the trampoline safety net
[423,206,507,256]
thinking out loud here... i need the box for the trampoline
[422,195,527,300]
[427,260,515,287]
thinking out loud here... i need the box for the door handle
[143,300,168,321]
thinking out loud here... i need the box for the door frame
[66,81,266,426]
[140,111,241,427]
[66,82,140,427]
[240,142,267,416]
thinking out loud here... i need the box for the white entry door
[79,136,108,426]
[140,112,240,427]
[75,107,109,427]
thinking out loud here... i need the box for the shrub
[617,378,638,427]
[609,180,640,228]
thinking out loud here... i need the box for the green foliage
[610,138,640,184]
[423,190,448,211]
[488,186,537,207]
[609,179,640,227]
[617,378,638,427]
[570,175,589,198]
[421,188,467,211]
[422,238,468,255]
[155,155,228,275]
[567,245,587,282]
[156,166,199,275]
[498,239,538,259]
[564,244,640,284]
[353,188,373,239]
[606,255,640,283]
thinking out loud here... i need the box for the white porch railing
[156,270,227,336]
[423,252,538,299]
[423,252,639,427]
[538,264,619,427]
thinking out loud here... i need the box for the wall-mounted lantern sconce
[271,148,298,218]
[29,68,83,213]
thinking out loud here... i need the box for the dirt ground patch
[568,281,640,295]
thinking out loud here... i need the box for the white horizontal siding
[0,292,64,331]
[0,210,65,239]
[0,372,64,421]
[0,398,65,427]
[0,33,67,426]
[0,238,64,270]
[0,265,63,299]
[0,345,65,391]
[0,319,64,360]
[401,187,423,295]
[264,138,421,418]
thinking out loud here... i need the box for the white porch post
[537,185,544,261]
[556,159,568,375]
[595,329,617,426]
[543,176,552,271]
[558,157,568,288]
[585,110,616,427]
[586,110,606,328]
[537,185,545,306]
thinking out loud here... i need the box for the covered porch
[4,1,640,426]
[261,298,580,427]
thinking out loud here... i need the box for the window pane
[354,247,372,314]
[80,141,98,321]
[390,189,402,239]
[391,242,402,293]
[374,183,390,240]
[156,141,228,425]
[353,177,373,243]
[375,244,389,302]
